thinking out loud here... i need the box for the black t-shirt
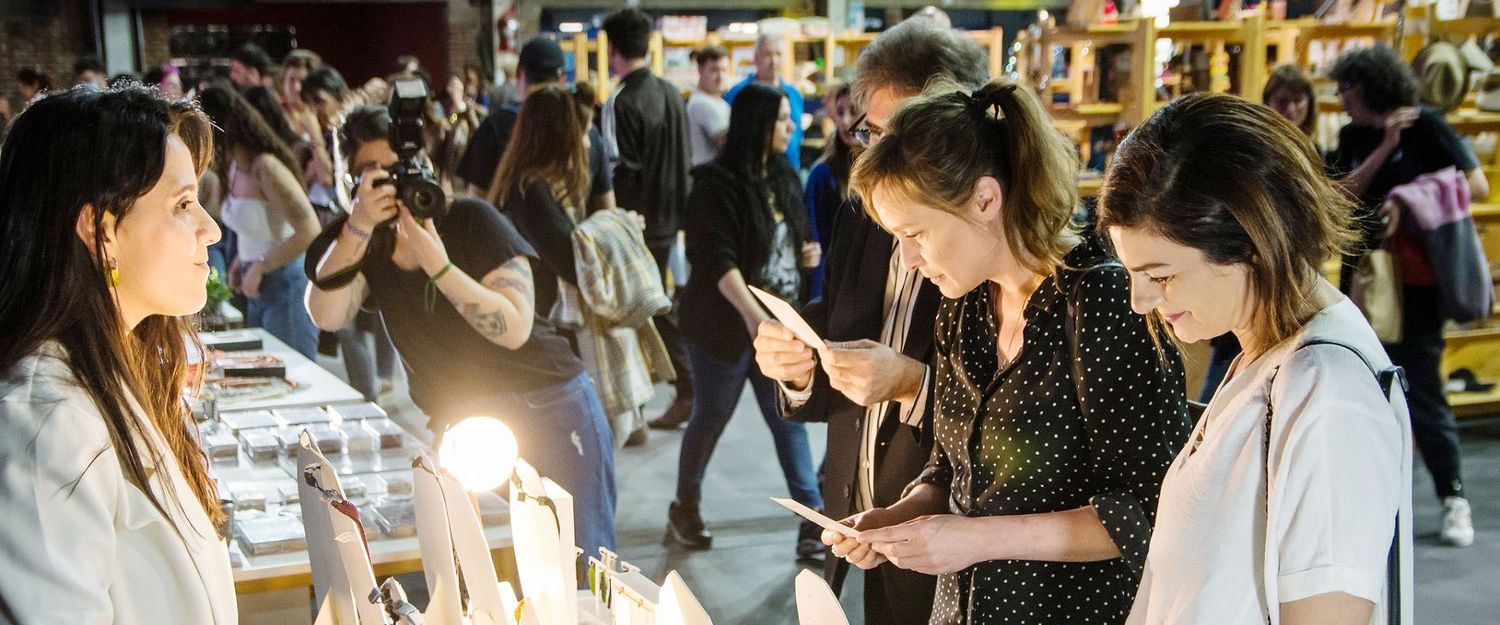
[355,198,583,425]
[456,102,613,199]
[502,180,579,316]
[1329,107,1478,244]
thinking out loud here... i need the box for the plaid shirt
[558,208,675,416]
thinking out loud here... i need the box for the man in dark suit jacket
[752,17,991,625]
[601,8,696,433]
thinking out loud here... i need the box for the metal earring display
[107,259,120,287]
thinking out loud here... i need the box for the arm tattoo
[460,303,509,340]
[484,257,534,305]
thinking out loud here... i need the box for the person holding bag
[1100,93,1412,625]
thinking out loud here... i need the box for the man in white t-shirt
[686,45,731,167]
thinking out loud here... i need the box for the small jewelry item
[345,219,373,242]
[107,258,120,287]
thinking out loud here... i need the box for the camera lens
[400,177,447,220]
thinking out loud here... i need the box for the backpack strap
[1263,338,1406,625]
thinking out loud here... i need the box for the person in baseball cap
[458,36,614,206]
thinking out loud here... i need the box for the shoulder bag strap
[1263,339,1407,625]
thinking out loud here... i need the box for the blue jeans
[338,310,399,401]
[441,373,618,563]
[675,343,823,508]
[245,256,319,359]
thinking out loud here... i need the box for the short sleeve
[0,394,120,623]
[1422,108,1480,172]
[1268,347,1404,604]
[443,198,536,278]
[456,109,517,191]
[1070,267,1191,578]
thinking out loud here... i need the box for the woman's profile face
[1107,225,1254,345]
[870,177,1009,299]
[107,134,222,324]
[771,98,793,154]
[831,93,856,147]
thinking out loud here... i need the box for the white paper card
[658,571,713,625]
[795,570,852,625]
[772,497,859,539]
[748,285,825,349]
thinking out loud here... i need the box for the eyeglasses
[851,112,883,148]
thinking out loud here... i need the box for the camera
[384,76,446,220]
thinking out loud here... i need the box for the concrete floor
[611,387,1500,625]
[335,348,1499,624]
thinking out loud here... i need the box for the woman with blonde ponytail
[822,78,1192,625]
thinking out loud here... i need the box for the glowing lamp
[438,417,519,493]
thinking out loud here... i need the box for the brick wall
[0,2,96,115]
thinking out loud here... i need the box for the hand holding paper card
[772,497,859,539]
[748,285,825,349]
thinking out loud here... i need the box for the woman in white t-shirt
[1097,93,1413,625]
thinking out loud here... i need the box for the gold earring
[107,258,120,287]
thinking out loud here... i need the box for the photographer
[305,103,617,561]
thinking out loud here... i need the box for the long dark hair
[713,82,807,280]
[198,82,302,185]
[489,82,596,210]
[0,86,225,535]
[720,82,788,180]
[1097,93,1358,351]
[242,84,302,148]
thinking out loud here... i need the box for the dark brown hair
[1097,92,1359,353]
[1262,64,1316,136]
[692,44,727,65]
[0,86,225,536]
[489,82,597,210]
[198,82,304,187]
[850,77,1080,275]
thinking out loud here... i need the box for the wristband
[345,220,373,242]
[424,262,454,313]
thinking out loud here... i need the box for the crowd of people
[0,6,1488,625]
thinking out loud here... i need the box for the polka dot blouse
[916,239,1192,625]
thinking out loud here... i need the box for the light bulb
[439,417,519,492]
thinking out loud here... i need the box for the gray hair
[852,18,988,107]
[755,33,786,53]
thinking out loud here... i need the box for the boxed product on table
[214,353,286,378]
[238,429,280,464]
[235,515,307,556]
[305,423,345,455]
[202,331,264,352]
[274,406,330,426]
[228,484,267,512]
[220,409,281,431]
[376,473,413,498]
[368,497,416,538]
[361,419,408,450]
[327,402,387,423]
[201,429,239,465]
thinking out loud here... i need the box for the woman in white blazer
[0,86,236,624]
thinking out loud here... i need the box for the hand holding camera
[394,202,450,277]
[350,169,399,234]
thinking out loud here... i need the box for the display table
[197,330,517,624]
